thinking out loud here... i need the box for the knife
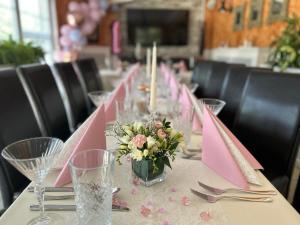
[30,204,130,212]
[28,186,73,192]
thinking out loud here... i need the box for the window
[0,0,55,59]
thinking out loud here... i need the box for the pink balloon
[60,35,73,47]
[80,21,96,35]
[68,1,80,12]
[89,0,99,10]
[80,2,89,14]
[90,9,101,22]
[60,24,73,35]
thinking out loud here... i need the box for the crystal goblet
[88,91,111,107]
[197,98,226,116]
[1,137,64,225]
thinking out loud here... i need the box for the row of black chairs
[0,58,103,213]
[191,60,300,208]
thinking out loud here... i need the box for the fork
[198,181,277,195]
[190,189,273,203]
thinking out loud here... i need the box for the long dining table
[0,132,299,225]
[1,64,300,225]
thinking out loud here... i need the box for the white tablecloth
[0,134,299,225]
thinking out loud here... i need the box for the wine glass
[88,91,112,107]
[197,98,226,116]
[1,137,64,225]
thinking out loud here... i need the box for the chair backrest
[233,71,300,194]
[191,60,214,98]
[218,67,271,128]
[202,62,245,99]
[73,58,103,93]
[0,68,43,208]
[53,62,90,129]
[18,64,71,141]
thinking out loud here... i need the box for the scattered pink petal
[163,221,171,225]
[126,155,131,162]
[140,205,151,217]
[170,187,177,192]
[146,200,153,206]
[181,196,190,206]
[157,207,166,213]
[112,198,128,207]
[168,196,175,202]
[132,177,140,186]
[200,211,213,222]
[131,188,138,195]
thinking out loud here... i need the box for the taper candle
[146,48,151,78]
[149,43,157,111]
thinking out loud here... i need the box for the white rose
[170,129,178,138]
[121,135,130,144]
[122,125,133,136]
[133,122,143,131]
[132,149,143,161]
[147,136,156,148]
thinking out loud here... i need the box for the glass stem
[34,181,46,221]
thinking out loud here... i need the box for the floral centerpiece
[111,118,184,186]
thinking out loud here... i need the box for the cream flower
[133,122,143,131]
[157,129,167,139]
[143,149,149,157]
[122,125,133,136]
[147,136,156,148]
[120,135,130,144]
[132,149,143,161]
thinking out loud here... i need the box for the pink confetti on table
[200,211,213,222]
[170,187,177,192]
[132,177,140,186]
[157,207,166,213]
[146,200,153,206]
[181,196,190,206]
[131,188,138,195]
[168,196,175,202]
[140,205,151,217]
[163,220,172,225]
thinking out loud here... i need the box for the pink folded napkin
[54,105,107,187]
[169,74,180,100]
[105,83,126,123]
[202,106,263,189]
[179,85,202,132]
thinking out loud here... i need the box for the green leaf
[163,156,172,169]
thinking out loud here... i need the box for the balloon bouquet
[55,0,108,62]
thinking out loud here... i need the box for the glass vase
[131,158,166,187]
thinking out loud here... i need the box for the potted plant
[0,36,45,67]
[268,15,300,72]
[110,118,184,186]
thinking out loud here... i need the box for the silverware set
[27,186,128,211]
[191,181,277,203]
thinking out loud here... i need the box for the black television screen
[127,9,189,46]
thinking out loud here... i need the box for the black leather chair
[53,62,90,129]
[192,60,213,98]
[218,67,270,128]
[18,64,71,141]
[73,58,103,93]
[232,71,300,196]
[0,68,43,211]
[202,62,244,99]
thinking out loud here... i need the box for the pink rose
[155,121,163,128]
[132,134,147,148]
[157,129,167,139]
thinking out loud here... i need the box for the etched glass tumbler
[69,149,114,225]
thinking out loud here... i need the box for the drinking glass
[172,106,194,147]
[69,149,114,225]
[116,100,135,124]
[1,137,64,225]
[197,98,226,116]
[88,91,112,107]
